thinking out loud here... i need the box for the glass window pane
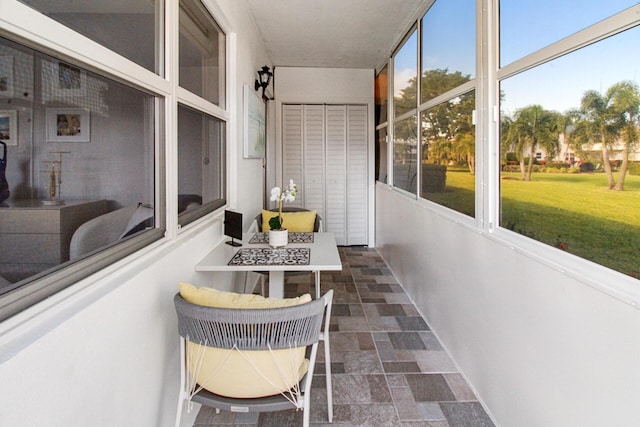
[420,91,475,217]
[179,0,226,108]
[393,115,417,193]
[499,0,637,66]
[375,127,388,183]
[375,65,388,125]
[499,26,640,278]
[18,0,163,74]
[0,36,157,292]
[177,104,225,224]
[393,30,417,118]
[421,0,475,103]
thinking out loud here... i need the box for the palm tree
[504,105,561,181]
[608,81,640,190]
[574,89,619,189]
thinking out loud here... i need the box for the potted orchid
[268,179,297,247]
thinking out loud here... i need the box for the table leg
[268,270,285,298]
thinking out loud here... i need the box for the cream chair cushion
[178,282,312,398]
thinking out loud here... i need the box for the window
[375,127,388,183]
[18,0,164,74]
[420,91,475,217]
[499,3,640,279]
[393,115,418,193]
[499,0,638,67]
[179,0,226,108]
[375,65,389,183]
[375,65,388,126]
[177,104,225,225]
[1,0,230,321]
[420,0,475,103]
[393,30,417,119]
[177,0,227,225]
[415,0,476,217]
[0,36,161,320]
[392,29,418,193]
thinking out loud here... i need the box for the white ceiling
[245,0,424,69]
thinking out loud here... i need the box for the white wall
[375,183,640,427]
[0,0,269,426]
[274,67,375,246]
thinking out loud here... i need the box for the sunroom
[0,0,639,426]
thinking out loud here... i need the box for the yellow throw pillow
[261,209,316,232]
[178,282,312,398]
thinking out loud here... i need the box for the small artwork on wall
[0,56,14,98]
[46,108,90,142]
[0,110,18,146]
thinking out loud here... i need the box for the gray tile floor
[193,247,494,427]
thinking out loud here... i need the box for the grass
[423,169,640,278]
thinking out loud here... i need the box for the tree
[609,81,640,190]
[574,89,619,188]
[574,81,640,190]
[503,105,561,180]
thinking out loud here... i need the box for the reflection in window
[375,127,388,183]
[420,92,475,217]
[177,104,225,224]
[393,30,417,118]
[179,0,226,108]
[393,115,417,193]
[499,23,640,279]
[499,0,637,66]
[0,36,157,302]
[19,0,163,74]
[421,0,475,103]
[375,65,388,125]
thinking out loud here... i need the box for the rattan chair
[173,290,334,427]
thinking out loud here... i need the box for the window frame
[175,0,230,228]
[0,0,231,322]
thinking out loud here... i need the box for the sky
[393,0,640,115]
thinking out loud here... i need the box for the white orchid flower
[270,187,281,202]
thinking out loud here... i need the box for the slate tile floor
[193,247,495,427]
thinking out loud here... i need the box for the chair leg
[323,330,333,423]
[175,338,187,427]
[314,271,320,299]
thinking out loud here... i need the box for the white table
[195,232,342,298]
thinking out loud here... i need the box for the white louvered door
[303,105,325,219]
[282,104,304,208]
[281,104,368,246]
[325,105,347,244]
[346,105,368,245]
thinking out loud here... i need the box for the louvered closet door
[325,106,347,245]
[303,105,325,219]
[281,104,368,246]
[282,105,304,208]
[346,105,368,245]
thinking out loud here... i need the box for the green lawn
[428,169,640,278]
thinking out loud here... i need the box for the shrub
[628,162,640,176]
[580,162,595,172]
[422,164,447,193]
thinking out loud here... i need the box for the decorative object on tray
[228,247,310,266]
[268,179,297,248]
[249,232,314,244]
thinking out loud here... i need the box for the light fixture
[254,65,272,100]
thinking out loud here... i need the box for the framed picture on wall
[41,60,87,100]
[243,84,266,159]
[46,108,90,142]
[0,110,18,146]
[0,56,14,98]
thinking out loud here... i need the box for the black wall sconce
[254,65,272,100]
